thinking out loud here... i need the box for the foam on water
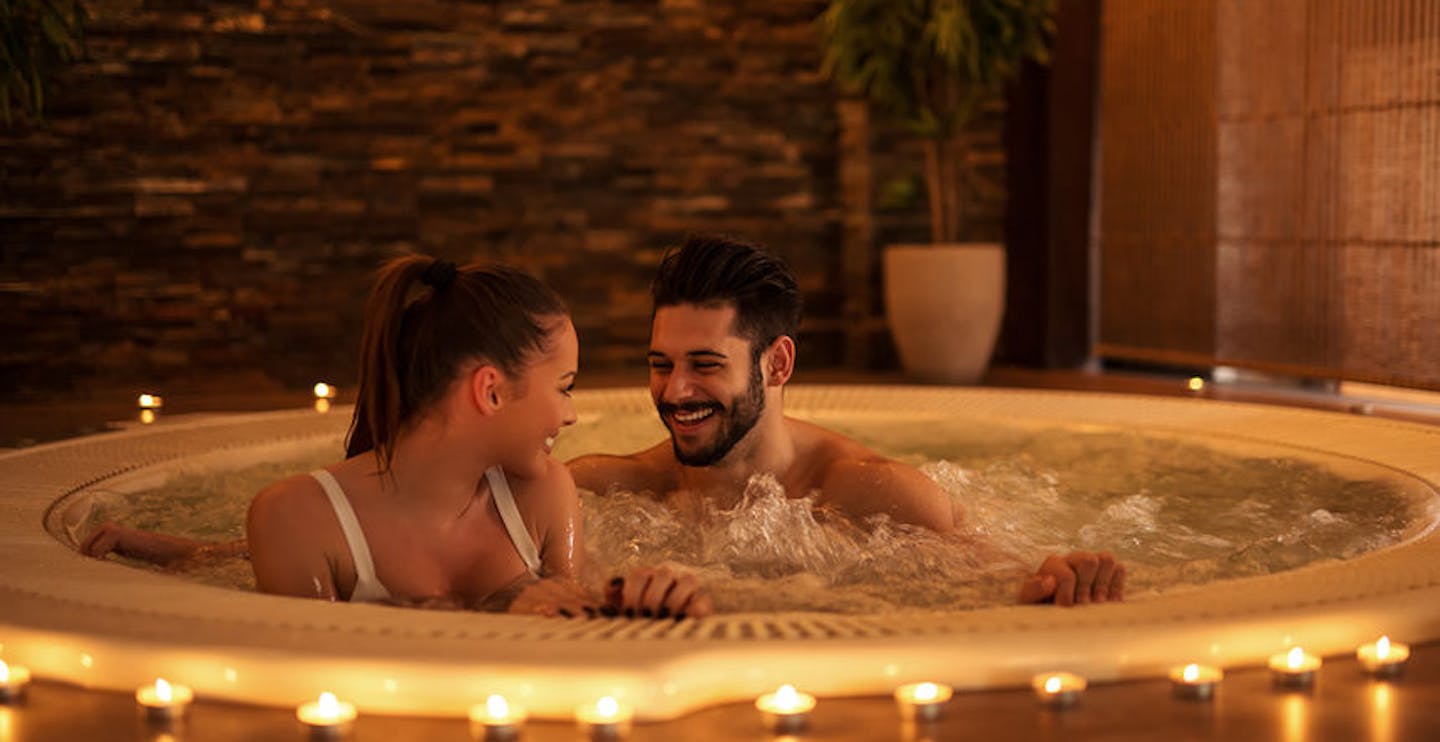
[84,417,1413,612]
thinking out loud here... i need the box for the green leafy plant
[1,0,87,125]
[820,0,1054,243]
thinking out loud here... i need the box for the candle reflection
[1282,693,1307,742]
[0,707,14,742]
[1371,683,1392,742]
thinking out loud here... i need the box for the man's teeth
[674,408,715,424]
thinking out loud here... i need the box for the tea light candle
[1169,663,1221,701]
[575,696,632,740]
[894,681,953,722]
[297,692,356,738]
[137,394,164,410]
[755,684,816,734]
[1269,647,1321,688]
[469,694,526,740]
[136,677,193,722]
[1032,672,1086,708]
[1357,636,1410,678]
[313,382,336,399]
[0,660,31,703]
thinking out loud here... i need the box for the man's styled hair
[651,234,802,358]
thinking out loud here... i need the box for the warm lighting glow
[313,382,335,399]
[913,682,938,702]
[1357,635,1410,676]
[137,394,164,409]
[1287,647,1304,669]
[756,684,817,715]
[1269,646,1320,687]
[1044,676,1061,694]
[297,691,357,729]
[595,696,618,719]
[0,661,7,684]
[575,695,633,736]
[315,398,331,414]
[140,409,157,425]
[156,678,172,703]
[1376,636,1390,659]
[1282,694,1307,742]
[1031,672,1086,707]
[1183,664,1199,682]
[80,653,93,669]
[1372,684,1393,742]
[893,681,953,722]
[1187,377,1205,392]
[487,694,509,718]
[136,677,193,721]
[470,693,527,736]
[0,659,30,700]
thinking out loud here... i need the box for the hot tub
[2,386,1438,719]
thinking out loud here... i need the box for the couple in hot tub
[83,234,1126,618]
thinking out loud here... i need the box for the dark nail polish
[674,612,687,621]
[641,608,653,618]
[624,608,634,619]
[656,607,671,619]
[600,605,619,617]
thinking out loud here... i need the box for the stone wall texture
[1,0,1008,399]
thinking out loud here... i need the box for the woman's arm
[80,524,244,565]
[246,476,342,601]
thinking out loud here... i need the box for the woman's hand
[606,565,713,619]
[1017,551,1126,606]
[79,523,218,565]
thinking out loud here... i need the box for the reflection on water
[81,418,1413,612]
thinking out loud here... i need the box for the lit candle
[1187,376,1206,392]
[755,684,816,734]
[135,677,193,723]
[1032,672,1086,709]
[893,681,953,723]
[313,382,336,399]
[296,692,356,738]
[469,694,526,741]
[137,393,164,410]
[1269,647,1321,689]
[1169,663,1222,701]
[575,696,632,740]
[0,660,31,703]
[1357,636,1410,678]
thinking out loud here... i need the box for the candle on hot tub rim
[469,694,526,740]
[1269,646,1321,688]
[0,659,32,703]
[1168,663,1222,701]
[135,677,194,722]
[1357,635,1410,677]
[755,683,817,733]
[297,691,357,737]
[575,695,632,740]
[893,681,953,722]
[1031,671,1086,708]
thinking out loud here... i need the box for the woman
[84,255,709,619]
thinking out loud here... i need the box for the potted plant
[820,0,1055,383]
[1,0,87,125]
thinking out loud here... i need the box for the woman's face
[496,317,579,478]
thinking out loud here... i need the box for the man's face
[648,303,766,467]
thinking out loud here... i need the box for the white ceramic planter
[883,243,1005,384]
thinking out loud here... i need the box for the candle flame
[1287,647,1305,669]
[1183,664,1199,682]
[1044,676,1062,694]
[155,678,172,703]
[317,692,339,717]
[486,694,509,719]
[595,696,618,719]
[1187,377,1205,392]
[0,660,8,683]
[313,382,333,399]
[1376,636,1390,659]
[914,682,938,702]
[776,684,798,706]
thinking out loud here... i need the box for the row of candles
[135,383,338,423]
[0,637,1413,738]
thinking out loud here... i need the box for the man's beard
[659,360,765,467]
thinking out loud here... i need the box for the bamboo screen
[1097,0,1440,390]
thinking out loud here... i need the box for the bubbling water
[79,418,1413,612]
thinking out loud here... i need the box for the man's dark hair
[651,234,802,358]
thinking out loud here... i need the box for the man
[569,234,1125,606]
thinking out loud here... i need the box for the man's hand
[1017,551,1126,606]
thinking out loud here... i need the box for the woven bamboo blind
[1097,0,1440,390]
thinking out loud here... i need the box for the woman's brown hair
[344,255,568,471]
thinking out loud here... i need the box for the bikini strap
[486,467,542,575]
[309,469,387,600]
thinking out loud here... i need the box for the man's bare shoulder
[566,441,676,495]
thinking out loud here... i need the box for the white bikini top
[309,467,542,603]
